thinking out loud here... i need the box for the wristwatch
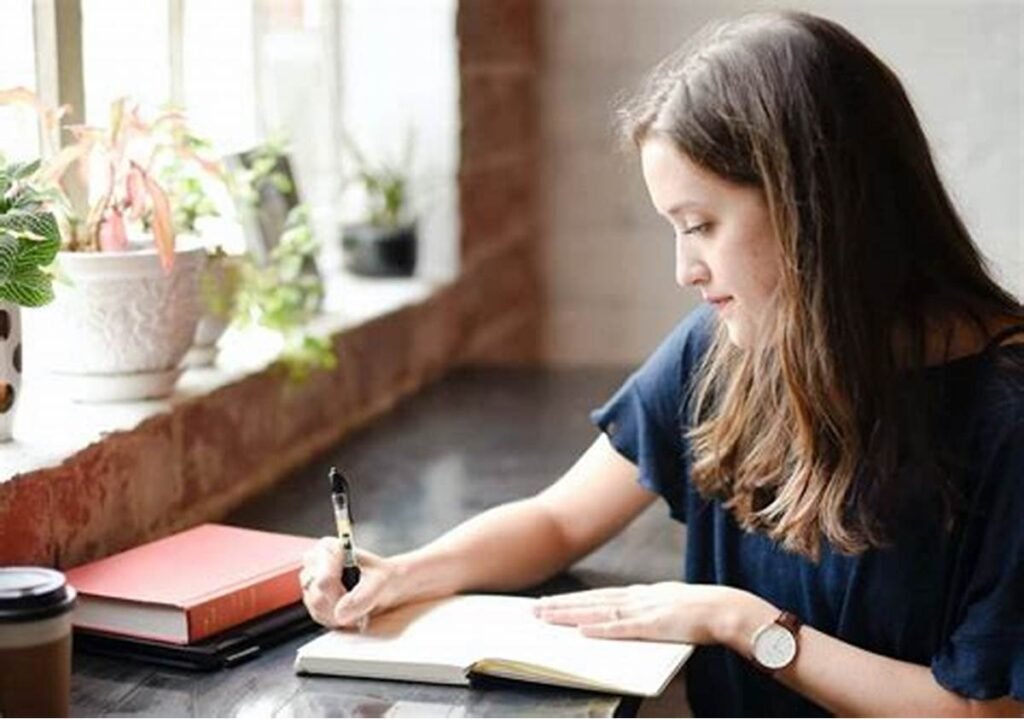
[750,610,802,672]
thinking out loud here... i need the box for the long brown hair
[619,11,1023,558]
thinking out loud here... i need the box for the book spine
[185,566,303,642]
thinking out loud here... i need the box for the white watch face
[753,623,797,669]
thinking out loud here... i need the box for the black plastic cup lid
[0,567,77,623]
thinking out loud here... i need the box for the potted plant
[172,134,323,369]
[229,205,334,381]
[150,117,242,367]
[0,156,61,439]
[339,132,417,277]
[2,89,206,402]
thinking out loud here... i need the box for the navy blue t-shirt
[591,305,1024,716]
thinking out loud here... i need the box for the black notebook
[74,601,317,671]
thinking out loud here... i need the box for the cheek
[743,235,781,296]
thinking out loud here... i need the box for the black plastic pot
[341,222,417,278]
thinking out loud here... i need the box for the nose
[675,234,709,288]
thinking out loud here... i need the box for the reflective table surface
[71,368,686,717]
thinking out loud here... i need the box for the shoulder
[961,348,1024,498]
[970,347,1024,436]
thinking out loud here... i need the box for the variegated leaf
[0,267,53,307]
[0,235,19,279]
[10,160,40,180]
[0,209,60,244]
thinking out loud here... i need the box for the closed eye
[683,222,712,236]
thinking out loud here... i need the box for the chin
[722,319,751,349]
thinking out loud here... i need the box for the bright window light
[82,0,171,124]
[183,0,258,153]
[0,0,40,161]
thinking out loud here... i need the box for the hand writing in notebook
[300,539,404,630]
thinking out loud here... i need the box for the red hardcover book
[65,524,317,645]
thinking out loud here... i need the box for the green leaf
[0,208,60,241]
[15,236,60,270]
[0,231,57,307]
[0,266,54,307]
[0,211,60,268]
[9,160,41,180]
[0,236,17,278]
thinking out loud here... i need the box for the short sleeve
[931,415,1024,701]
[589,305,715,523]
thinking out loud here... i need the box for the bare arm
[720,593,1024,717]
[537,581,1022,716]
[304,434,656,626]
[390,433,656,601]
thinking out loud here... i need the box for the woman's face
[640,136,781,348]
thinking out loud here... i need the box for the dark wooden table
[71,369,687,717]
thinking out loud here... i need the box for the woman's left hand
[533,581,756,645]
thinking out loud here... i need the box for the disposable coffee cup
[0,567,77,717]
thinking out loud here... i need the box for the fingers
[333,565,383,627]
[578,617,648,639]
[537,599,656,640]
[532,587,630,622]
[301,537,345,628]
[534,603,623,626]
[533,586,661,639]
[532,589,626,610]
[301,540,391,630]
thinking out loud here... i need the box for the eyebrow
[663,200,708,217]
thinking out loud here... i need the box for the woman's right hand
[300,537,404,629]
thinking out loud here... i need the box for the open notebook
[294,595,693,697]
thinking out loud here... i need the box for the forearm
[387,435,652,607]
[719,592,1019,717]
[390,498,580,603]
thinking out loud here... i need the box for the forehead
[639,136,732,214]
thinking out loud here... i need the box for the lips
[705,296,733,310]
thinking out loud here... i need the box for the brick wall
[0,0,545,568]
[454,0,542,364]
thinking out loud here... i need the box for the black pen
[329,467,362,592]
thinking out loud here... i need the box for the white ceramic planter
[34,244,206,402]
[184,313,230,368]
[183,250,235,368]
[0,302,21,440]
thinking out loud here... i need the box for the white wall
[540,0,1023,366]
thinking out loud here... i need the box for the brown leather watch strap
[777,610,802,635]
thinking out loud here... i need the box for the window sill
[2,271,437,482]
[1,271,438,483]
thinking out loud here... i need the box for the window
[81,0,170,124]
[0,0,40,161]
[1,0,457,279]
[252,0,340,213]
[182,0,258,153]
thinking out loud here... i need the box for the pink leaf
[126,163,148,221]
[0,87,71,157]
[37,140,91,186]
[0,86,38,106]
[141,172,176,272]
[98,208,128,252]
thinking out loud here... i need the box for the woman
[301,11,1024,716]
